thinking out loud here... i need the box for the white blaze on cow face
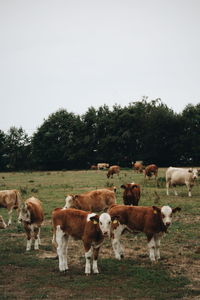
[64,195,73,208]
[99,213,111,237]
[18,203,31,223]
[161,206,173,227]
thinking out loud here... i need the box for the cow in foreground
[108,204,181,262]
[121,183,141,206]
[0,189,22,225]
[144,164,158,179]
[166,167,198,197]
[52,208,111,275]
[18,197,44,251]
[65,189,116,212]
[107,165,120,178]
[0,215,7,229]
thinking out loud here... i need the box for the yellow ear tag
[154,210,157,214]
[93,220,98,224]
[113,220,118,224]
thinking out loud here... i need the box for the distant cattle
[107,165,120,178]
[0,189,22,225]
[65,188,116,212]
[108,204,181,261]
[121,183,141,206]
[18,197,44,251]
[144,164,158,179]
[166,167,198,197]
[97,163,109,170]
[132,162,144,173]
[52,208,111,275]
[90,165,98,170]
[0,215,7,229]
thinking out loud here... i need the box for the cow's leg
[147,234,156,261]
[56,225,69,272]
[154,233,163,260]
[7,208,13,226]
[84,243,93,275]
[92,243,102,274]
[111,225,125,260]
[185,182,192,197]
[33,226,40,250]
[172,184,178,196]
[25,225,32,251]
[166,180,170,196]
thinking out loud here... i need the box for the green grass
[0,168,200,299]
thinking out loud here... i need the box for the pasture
[0,168,200,300]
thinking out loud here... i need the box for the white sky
[0,0,200,136]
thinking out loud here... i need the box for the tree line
[0,98,199,171]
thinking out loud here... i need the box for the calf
[0,189,22,225]
[0,215,7,229]
[107,165,120,178]
[65,188,116,212]
[52,208,111,275]
[121,183,141,206]
[108,204,181,262]
[18,197,44,251]
[166,167,198,197]
[144,164,158,179]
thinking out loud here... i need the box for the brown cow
[0,215,7,229]
[144,164,158,179]
[18,197,44,251]
[97,163,109,170]
[64,189,116,212]
[132,162,144,173]
[52,208,111,275]
[0,189,22,225]
[121,182,141,206]
[108,204,181,261]
[107,165,120,178]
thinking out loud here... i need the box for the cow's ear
[111,215,120,224]
[121,185,126,189]
[152,206,160,215]
[172,207,181,213]
[131,184,138,189]
[188,168,193,173]
[90,215,99,224]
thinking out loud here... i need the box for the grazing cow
[121,183,141,206]
[65,189,116,212]
[144,164,158,179]
[0,215,7,229]
[97,163,109,170]
[166,167,198,197]
[52,208,111,275]
[108,204,181,262]
[132,162,144,173]
[90,165,98,170]
[107,165,120,178]
[18,197,44,251]
[0,189,22,225]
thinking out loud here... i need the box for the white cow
[166,167,198,197]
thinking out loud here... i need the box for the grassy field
[0,168,200,300]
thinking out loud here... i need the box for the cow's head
[0,215,7,229]
[89,213,111,237]
[188,168,199,180]
[153,205,181,228]
[18,202,31,223]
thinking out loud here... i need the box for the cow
[18,197,44,251]
[166,167,198,197]
[97,163,109,170]
[107,165,120,178]
[121,183,141,206]
[108,204,181,262]
[64,189,116,212]
[90,165,98,170]
[0,189,22,225]
[144,164,158,179]
[0,215,7,229]
[52,208,112,275]
[132,162,144,173]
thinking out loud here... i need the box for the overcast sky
[0,0,200,136]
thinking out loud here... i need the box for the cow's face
[0,215,7,229]
[18,203,31,223]
[64,195,74,208]
[99,213,112,237]
[191,169,198,180]
[160,205,181,227]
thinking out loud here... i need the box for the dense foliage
[0,99,199,170]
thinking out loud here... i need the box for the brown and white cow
[97,163,109,170]
[108,204,181,262]
[52,208,111,275]
[121,183,141,206]
[107,165,120,178]
[144,164,158,179]
[18,197,44,251]
[132,162,144,173]
[0,215,7,229]
[166,167,198,197]
[64,189,116,212]
[0,189,22,225]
